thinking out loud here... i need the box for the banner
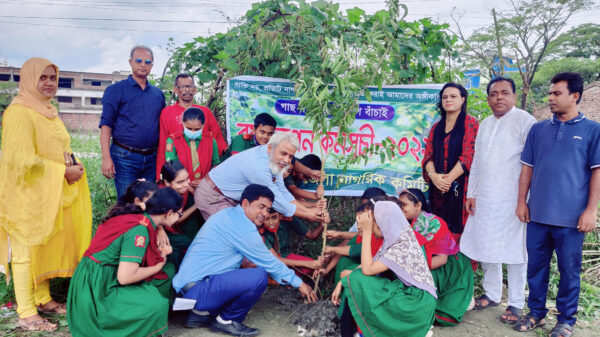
[226,76,443,196]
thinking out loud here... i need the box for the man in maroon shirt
[157,73,227,178]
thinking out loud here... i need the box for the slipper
[500,305,523,323]
[513,312,545,332]
[549,322,573,337]
[473,294,499,310]
[17,316,58,332]
[37,302,67,315]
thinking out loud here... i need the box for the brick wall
[60,113,100,132]
[533,82,600,122]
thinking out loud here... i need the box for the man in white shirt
[460,77,536,323]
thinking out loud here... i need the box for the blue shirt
[521,113,600,227]
[209,145,297,217]
[99,75,165,149]
[172,206,302,292]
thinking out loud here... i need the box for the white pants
[481,262,527,309]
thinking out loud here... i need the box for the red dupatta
[411,212,459,269]
[83,213,167,281]
[170,130,213,181]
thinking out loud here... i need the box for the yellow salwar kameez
[0,58,92,319]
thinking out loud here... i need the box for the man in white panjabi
[460,77,536,323]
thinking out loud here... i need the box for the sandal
[500,305,523,323]
[474,294,499,310]
[549,322,574,337]
[17,316,58,332]
[37,301,67,315]
[513,312,545,332]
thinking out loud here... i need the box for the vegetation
[453,0,592,110]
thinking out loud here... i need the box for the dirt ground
[167,286,600,337]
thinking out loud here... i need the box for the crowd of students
[0,52,598,337]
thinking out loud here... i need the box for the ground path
[167,286,600,337]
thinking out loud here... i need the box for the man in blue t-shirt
[514,72,600,337]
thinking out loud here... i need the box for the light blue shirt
[209,145,297,217]
[172,206,302,293]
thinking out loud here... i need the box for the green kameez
[431,252,473,326]
[334,236,361,284]
[67,218,175,337]
[341,269,436,337]
[166,192,204,270]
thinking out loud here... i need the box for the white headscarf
[372,201,437,298]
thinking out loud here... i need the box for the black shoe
[184,312,214,328]
[209,319,259,336]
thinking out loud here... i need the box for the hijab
[372,201,437,298]
[10,57,59,119]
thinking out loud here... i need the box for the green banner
[226,76,443,196]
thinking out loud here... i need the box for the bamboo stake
[313,139,328,294]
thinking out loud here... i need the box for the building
[533,82,600,122]
[0,66,129,131]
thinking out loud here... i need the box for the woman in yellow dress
[0,57,92,332]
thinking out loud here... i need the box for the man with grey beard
[195,132,324,222]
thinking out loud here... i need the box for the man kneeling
[173,184,317,336]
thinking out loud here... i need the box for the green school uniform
[67,215,175,337]
[261,230,277,251]
[334,236,362,284]
[430,252,473,326]
[341,269,436,337]
[165,134,219,166]
[166,193,205,270]
[220,133,256,161]
[278,217,309,258]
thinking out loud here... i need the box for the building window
[91,98,101,105]
[91,81,101,86]
[56,96,72,103]
[58,78,72,88]
[12,75,20,82]
[0,74,10,81]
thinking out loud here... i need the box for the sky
[0,0,598,76]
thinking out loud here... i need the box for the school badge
[166,143,173,152]
[134,235,146,248]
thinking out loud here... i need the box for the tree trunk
[520,82,530,110]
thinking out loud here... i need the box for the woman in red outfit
[422,83,478,241]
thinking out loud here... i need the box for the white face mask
[184,127,202,140]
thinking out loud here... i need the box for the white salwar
[460,107,535,309]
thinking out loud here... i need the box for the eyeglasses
[176,85,195,91]
[135,58,153,65]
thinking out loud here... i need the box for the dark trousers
[526,221,584,325]
[110,143,156,198]
[182,268,268,322]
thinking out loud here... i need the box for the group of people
[0,44,597,337]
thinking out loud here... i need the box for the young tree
[162,0,456,293]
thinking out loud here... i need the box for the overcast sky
[0,0,598,76]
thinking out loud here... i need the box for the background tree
[452,0,591,109]
[512,22,600,106]
[0,81,17,113]
[545,23,600,60]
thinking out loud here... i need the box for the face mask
[184,127,202,140]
